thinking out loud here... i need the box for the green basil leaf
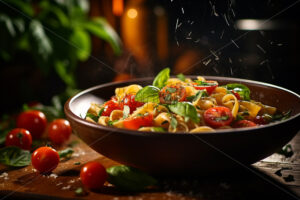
[170,116,178,129]
[0,146,31,167]
[224,83,251,101]
[135,86,160,103]
[168,102,200,123]
[107,165,157,191]
[153,68,170,89]
[191,90,208,102]
[177,73,186,82]
[58,148,74,159]
[85,113,98,122]
[151,127,165,132]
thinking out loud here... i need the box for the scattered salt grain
[50,173,58,179]
[68,179,75,184]
[0,172,8,178]
[62,185,71,190]
[56,182,63,186]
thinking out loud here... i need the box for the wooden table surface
[0,132,299,200]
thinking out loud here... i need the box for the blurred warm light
[154,6,168,61]
[127,8,138,19]
[113,0,124,16]
[113,73,134,82]
[236,19,276,30]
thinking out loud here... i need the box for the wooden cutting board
[0,134,299,200]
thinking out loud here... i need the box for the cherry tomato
[16,110,47,139]
[31,147,60,173]
[231,90,241,100]
[204,106,233,128]
[120,94,144,114]
[48,119,72,145]
[123,114,154,130]
[101,100,121,116]
[193,81,218,95]
[80,161,107,189]
[159,84,186,104]
[5,128,32,150]
[232,120,257,128]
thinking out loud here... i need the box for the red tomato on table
[123,114,154,130]
[31,147,60,173]
[16,110,47,139]
[193,81,218,95]
[204,106,233,128]
[159,84,186,104]
[80,161,107,189]
[233,120,257,128]
[5,128,32,150]
[48,119,72,145]
[120,94,144,113]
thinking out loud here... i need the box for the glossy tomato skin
[80,161,107,189]
[5,128,32,150]
[193,81,218,95]
[159,84,186,104]
[123,114,154,130]
[120,94,144,114]
[16,110,47,139]
[231,90,241,100]
[232,120,257,128]
[101,100,121,116]
[31,147,60,173]
[48,119,72,145]
[204,106,233,128]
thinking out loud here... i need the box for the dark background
[0,0,299,113]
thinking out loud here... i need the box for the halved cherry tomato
[159,84,186,104]
[123,114,154,130]
[48,119,72,145]
[193,80,218,95]
[232,120,257,128]
[31,147,60,173]
[101,100,121,116]
[120,94,144,114]
[80,161,107,189]
[5,128,32,150]
[204,106,233,128]
[231,90,241,100]
[16,110,47,139]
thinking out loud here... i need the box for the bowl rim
[64,76,300,136]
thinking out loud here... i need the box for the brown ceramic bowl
[65,76,300,175]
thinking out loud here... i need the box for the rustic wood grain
[0,133,299,200]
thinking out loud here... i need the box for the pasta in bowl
[65,69,300,174]
[85,68,289,133]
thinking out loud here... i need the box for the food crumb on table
[61,185,71,190]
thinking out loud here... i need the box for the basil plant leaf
[224,83,251,101]
[168,102,200,123]
[135,86,160,103]
[0,146,31,167]
[107,165,157,191]
[153,68,170,89]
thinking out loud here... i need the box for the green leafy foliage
[153,68,170,89]
[135,86,160,103]
[168,102,200,123]
[58,147,74,159]
[106,165,157,191]
[0,146,31,167]
[0,0,122,89]
[223,83,251,101]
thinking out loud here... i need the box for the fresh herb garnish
[190,90,208,102]
[75,187,87,196]
[177,73,186,82]
[0,146,31,167]
[194,80,216,86]
[98,107,105,117]
[166,87,177,93]
[58,148,74,159]
[223,83,251,101]
[153,68,170,89]
[277,144,294,157]
[170,116,178,129]
[135,86,160,103]
[85,113,98,122]
[106,165,157,191]
[74,162,81,165]
[168,102,200,123]
[272,110,292,122]
[235,114,244,121]
[215,116,229,122]
[152,127,165,132]
[108,120,118,126]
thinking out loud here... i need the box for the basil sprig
[153,68,170,89]
[135,86,160,103]
[0,146,31,167]
[106,165,157,191]
[224,83,251,101]
[168,102,200,123]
